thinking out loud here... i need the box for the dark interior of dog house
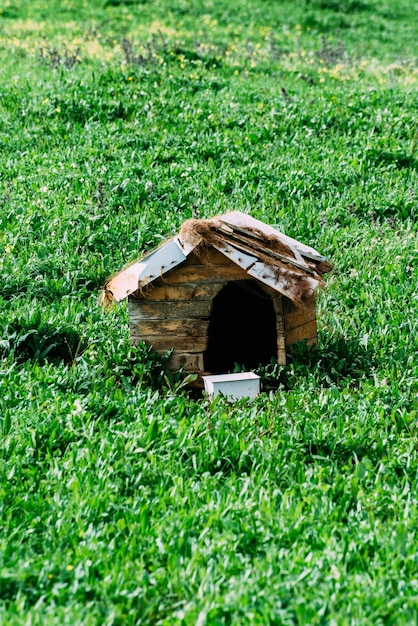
[204,280,278,373]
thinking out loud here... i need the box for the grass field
[0,0,417,623]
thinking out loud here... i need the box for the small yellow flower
[66,565,74,571]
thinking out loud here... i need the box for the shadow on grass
[258,336,376,390]
[305,437,377,464]
[0,313,86,365]
[369,149,418,171]
[314,0,370,12]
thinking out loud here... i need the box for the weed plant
[0,0,417,623]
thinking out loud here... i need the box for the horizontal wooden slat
[131,336,208,352]
[284,306,316,331]
[167,352,204,372]
[162,264,249,284]
[130,319,209,337]
[128,300,212,320]
[285,320,317,346]
[134,281,226,302]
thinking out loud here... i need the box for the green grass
[0,0,417,623]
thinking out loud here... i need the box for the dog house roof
[102,211,332,307]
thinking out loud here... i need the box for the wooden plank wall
[283,297,317,348]
[128,249,305,374]
[128,250,249,373]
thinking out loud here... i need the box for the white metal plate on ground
[203,372,261,400]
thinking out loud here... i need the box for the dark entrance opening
[204,280,277,373]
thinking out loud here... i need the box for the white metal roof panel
[247,261,320,305]
[211,241,258,271]
[106,238,187,301]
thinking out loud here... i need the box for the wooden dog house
[101,212,332,377]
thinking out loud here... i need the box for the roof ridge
[102,212,332,305]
